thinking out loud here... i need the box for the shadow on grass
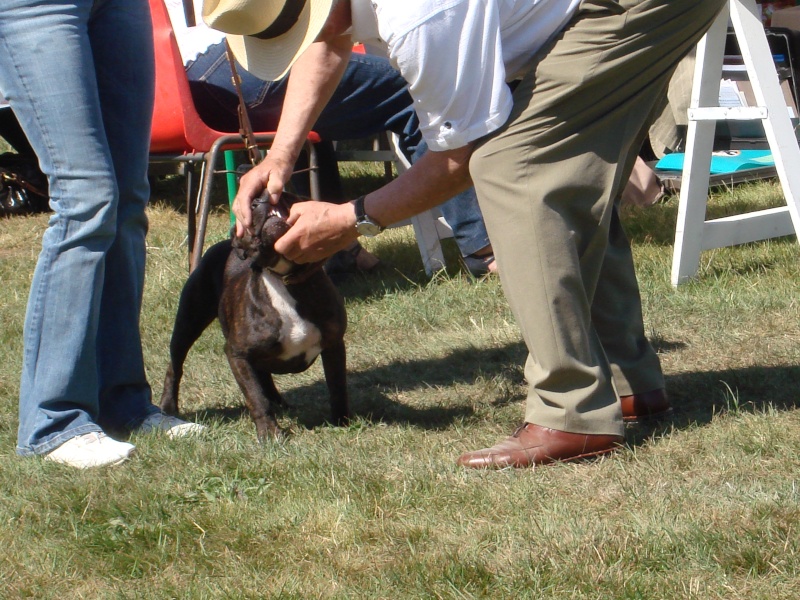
[665,363,800,422]
[181,335,800,449]
[187,342,527,434]
[328,261,467,302]
[626,363,800,445]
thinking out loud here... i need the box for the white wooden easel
[671,0,800,286]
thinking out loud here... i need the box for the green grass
[1,168,799,599]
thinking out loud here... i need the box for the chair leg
[190,151,218,272]
[387,132,450,274]
[191,135,252,271]
[306,141,320,200]
[377,132,393,183]
[183,162,198,271]
[189,134,287,271]
[224,150,238,229]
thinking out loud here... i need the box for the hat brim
[225,0,335,82]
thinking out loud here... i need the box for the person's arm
[272,142,475,263]
[232,34,353,236]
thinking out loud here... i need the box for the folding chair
[148,0,321,271]
[332,45,455,275]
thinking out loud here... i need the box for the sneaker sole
[45,454,132,469]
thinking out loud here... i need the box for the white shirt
[350,0,581,151]
[165,0,222,65]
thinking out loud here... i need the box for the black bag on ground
[0,152,49,216]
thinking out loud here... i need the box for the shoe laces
[511,423,529,438]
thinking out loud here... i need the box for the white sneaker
[136,412,206,439]
[45,432,135,469]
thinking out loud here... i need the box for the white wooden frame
[671,0,800,286]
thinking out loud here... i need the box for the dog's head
[232,191,299,271]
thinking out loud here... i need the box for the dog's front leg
[225,351,284,441]
[321,339,350,426]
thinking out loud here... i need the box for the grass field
[1,166,799,599]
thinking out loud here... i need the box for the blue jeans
[0,0,159,456]
[187,44,490,257]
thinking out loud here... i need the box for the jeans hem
[455,234,492,258]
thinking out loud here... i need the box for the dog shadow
[190,342,528,433]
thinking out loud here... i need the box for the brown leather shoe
[620,389,671,423]
[456,423,623,469]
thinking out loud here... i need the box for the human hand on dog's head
[232,154,295,238]
[231,190,294,265]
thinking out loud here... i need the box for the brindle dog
[160,192,349,440]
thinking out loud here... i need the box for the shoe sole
[45,453,132,469]
[459,443,622,469]
[623,407,673,425]
[551,443,623,465]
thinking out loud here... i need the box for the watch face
[356,220,382,237]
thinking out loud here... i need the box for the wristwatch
[354,195,384,237]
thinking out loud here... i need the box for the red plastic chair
[148,0,321,271]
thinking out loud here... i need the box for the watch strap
[354,195,384,231]
[354,194,367,219]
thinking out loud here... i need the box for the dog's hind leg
[160,267,221,416]
[321,339,350,426]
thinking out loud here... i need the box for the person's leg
[411,140,491,260]
[186,45,246,132]
[187,45,420,156]
[186,46,322,197]
[594,182,665,398]
[1,0,122,455]
[188,46,423,148]
[89,0,160,432]
[468,0,726,440]
[307,52,424,157]
[649,49,696,158]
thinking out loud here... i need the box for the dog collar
[266,259,326,285]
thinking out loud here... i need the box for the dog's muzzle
[251,194,302,278]
[249,192,326,284]
[251,193,291,246]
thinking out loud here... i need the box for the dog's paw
[256,424,291,445]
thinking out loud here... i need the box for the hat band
[252,0,308,40]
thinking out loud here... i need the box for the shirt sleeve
[385,1,513,151]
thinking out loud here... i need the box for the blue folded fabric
[655,150,774,174]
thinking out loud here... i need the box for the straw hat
[203,0,336,81]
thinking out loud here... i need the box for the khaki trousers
[469,0,727,435]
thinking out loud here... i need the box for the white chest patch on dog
[261,271,323,363]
